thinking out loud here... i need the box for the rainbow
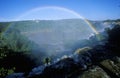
[5,6,99,35]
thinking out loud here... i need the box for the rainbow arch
[5,6,99,35]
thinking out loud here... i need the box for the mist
[4,19,110,65]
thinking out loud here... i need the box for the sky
[0,0,120,21]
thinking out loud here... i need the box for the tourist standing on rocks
[44,57,51,66]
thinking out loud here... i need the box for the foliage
[0,22,39,77]
[3,30,32,52]
[0,46,7,59]
[0,67,15,78]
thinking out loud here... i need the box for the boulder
[5,73,25,78]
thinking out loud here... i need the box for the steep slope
[2,19,120,78]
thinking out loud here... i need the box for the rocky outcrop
[5,45,120,78]
[100,57,120,78]
[6,73,25,78]
[78,66,110,78]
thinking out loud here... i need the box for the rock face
[78,66,110,78]
[5,73,25,78]
[5,56,120,78]
[28,58,80,78]
[5,44,120,78]
[5,51,120,78]
[100,57,120,78]
[28,65,46,77]
[33,57,120,78]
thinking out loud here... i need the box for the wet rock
[77,66,110,78]
[5,73,25,78]
[28,65,46,77]
[5,48,119,78]
[100,57,120,78]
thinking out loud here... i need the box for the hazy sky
[0,0,120,21]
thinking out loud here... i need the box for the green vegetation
[0,19,120,78]
[0,22,38,77]
[0,67,15,77]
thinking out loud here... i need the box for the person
[44,57,51,65]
